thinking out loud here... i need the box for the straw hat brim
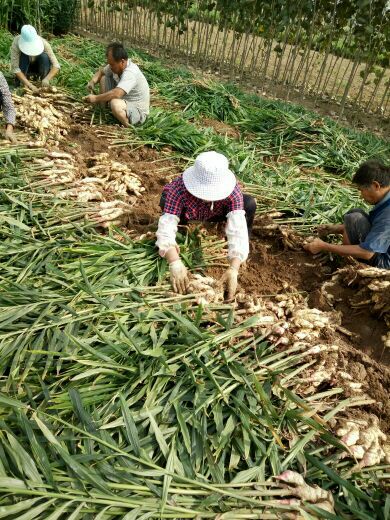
[18,36,44,57]
[182,165,237,202]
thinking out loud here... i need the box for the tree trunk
[366,68,385,112]
[218,26,229,75]
[340,57,361,115]
[273,25,291,82]
[238,32,254,77]
[379,80,390,115]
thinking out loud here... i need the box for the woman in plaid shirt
[156,151,256,299]
[0,72,16,143]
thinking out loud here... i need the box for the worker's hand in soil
[83,94,97,104]
[304,238,326,255]
[4,126,16,144]
[317,224,343,237]
[169,259,189,294]
[41,78,50,88]
[221,266,239,302]
[317,224,332,237]
[87,80,96,92]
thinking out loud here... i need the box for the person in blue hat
[304,160,390,270]
[11,25,60,92]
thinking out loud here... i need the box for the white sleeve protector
[225,210,249,262]
[156,213,180,256]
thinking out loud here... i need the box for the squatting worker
[156,151,257,300]
[304,159,390,269]
[84,42,150,126]
[0,72,17,143]
[11,25,60,92]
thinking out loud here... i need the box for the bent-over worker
[0,72,16,143]
[84,42,150,126]
[304,160,390,269]
[156,151,257,300]
[11,25,60,92]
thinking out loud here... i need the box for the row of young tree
[0,0,388,114]
[78,0,389,115]
[0,0,78,34]
[148,0,388,64]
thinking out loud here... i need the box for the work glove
[221,266,239,302]
[4,127,16,144]
[41,77,50,88]
[87,80,96,92]
[169,259,189,294]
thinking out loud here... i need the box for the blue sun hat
[18,25,44,56]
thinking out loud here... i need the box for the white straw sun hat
[18,25,44,57]
[182,151,237,202]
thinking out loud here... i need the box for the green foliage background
[0,0,78,34]
[87,0,389,66]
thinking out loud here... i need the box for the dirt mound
[316,267,390,366]
[63,124,181,232]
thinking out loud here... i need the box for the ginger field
[0,32,389,519]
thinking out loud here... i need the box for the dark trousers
[19,52,51,80]
[344,208,377,266]
[344,208,371,245]
[159,193,257,231]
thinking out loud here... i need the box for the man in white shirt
[84,42,150,126]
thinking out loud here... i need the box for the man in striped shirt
[0,72,16,143]
[156,151,256,300]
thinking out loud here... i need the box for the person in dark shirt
[304,160,390,269]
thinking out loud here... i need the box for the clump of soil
[323,283,389,365]
[200,117,241,139]
[64,124,181,233]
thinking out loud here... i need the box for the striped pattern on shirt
[0,72,16,126]
[163,175,244,221]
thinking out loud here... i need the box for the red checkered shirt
[163,175,243,220]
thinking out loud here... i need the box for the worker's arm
[304,238,375,261]
[87,67,106,91]
[156,212,189,294]
[43,66,59,83]
[41,40,60,85]
[15,71,38,92]
[222,210,249,301]
[84,87,125,104]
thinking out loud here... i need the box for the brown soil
[323,284,389,366]
[64,124,181,233]
[205,227,389,366]
[206,238,327,298]
[200,117,241,139]
[335,343,390,431]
